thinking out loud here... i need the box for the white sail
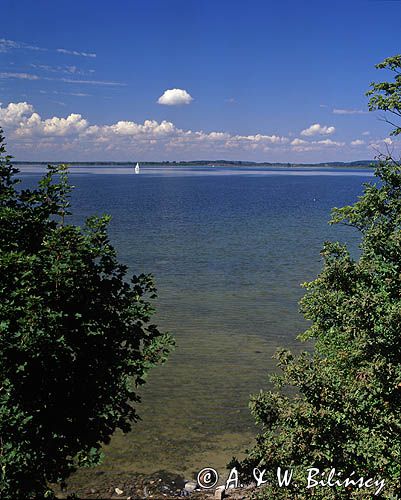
[135,162,140,174]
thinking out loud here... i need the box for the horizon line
[13,159,377,166]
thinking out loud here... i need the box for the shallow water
[20,165,372,479]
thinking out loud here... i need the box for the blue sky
[0,0,400,162]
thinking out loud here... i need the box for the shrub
[0,135,174,498]
[233,57,401,499]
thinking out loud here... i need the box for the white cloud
[362,131,370,136]
[14,111,88,138]
[0,38,96,58]
[39,90,91,97]
[235,133,287,144]
[0,39,21,52]
[60,78,125,86]
[31,64,86,75]
[290,137,344,152]
[300,123,335,136]
[157,88,193,106]
[317,139,344,146]
[1,101,292,157]
[0,72,124,86]
[291,138,308,146]
[57,48,96,58]
[0,102,35,126]
[2,100,375,161]
[0,72,40,80]
[0,38,45,53]
[67,92,91,97]
[333,108,368,115]
[84,119,177,138]
[383,137,393,145]
[83,121,288,153]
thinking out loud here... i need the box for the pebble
[184,481,197,492]
[114,487,123,495]
[215,485,225,499]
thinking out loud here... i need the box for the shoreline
[55,468,254,499]
[13,161,376,169]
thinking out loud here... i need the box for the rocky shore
[55,470,257,499]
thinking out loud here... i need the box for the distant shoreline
[14,160,376,168]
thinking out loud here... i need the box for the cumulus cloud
[0,102,35,126]
[84,119,177,139]
[82,121,287,153]
[350,139,365,146]
[14,112,88,138]
[317,139,344,146]
[333,108,368,115]
[301,123,336,136]
[157,88,193,106]
[383,137,393,145]
[0,101,292,157]
[290,138,308,146]
[290,137,344,152]
[2,101,369,160]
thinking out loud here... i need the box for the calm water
[20,165,373,480]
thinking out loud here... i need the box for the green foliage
[367,54,401,136]
[0,133,174,498]
[234,62,401,498]
[233,166,401,499]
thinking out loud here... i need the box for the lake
[19,165,373,483]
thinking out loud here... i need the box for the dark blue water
[20,166,373,476]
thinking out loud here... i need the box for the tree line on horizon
[13,159,377,167]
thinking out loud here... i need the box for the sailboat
[134,162,140,174]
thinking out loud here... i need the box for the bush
[0,134,174,498]
[233,57,401,499]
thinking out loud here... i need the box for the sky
[0,0,400,162]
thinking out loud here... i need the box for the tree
[367,54,401,136]
[232,57,401,498]
[0,134,174,499]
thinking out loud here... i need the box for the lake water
[19,165,373,483]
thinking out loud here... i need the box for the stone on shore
[214,485,225,499]
[184,481,197,492]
